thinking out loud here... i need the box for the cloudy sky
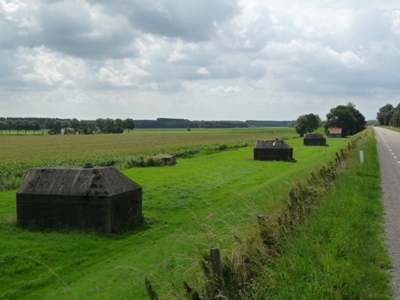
[1,0,399,121]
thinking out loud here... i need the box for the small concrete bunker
[17,163,142,232]
[254,139,293,162]
[153,154,177,165]
[303,133,326,146]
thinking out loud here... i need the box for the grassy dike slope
[0,133,390,299]
[252,131,392,299]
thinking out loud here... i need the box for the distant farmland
[0,127,297,191]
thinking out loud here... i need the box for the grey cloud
[0,1,139,60]
[37,3,138,59]
[94,0,240,41]
[218,8,275,53]
[0,18,17,50]
[347,9,392,45]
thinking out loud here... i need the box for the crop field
[0,127,297,191]
[0,128,358,299]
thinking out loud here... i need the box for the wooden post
[210,248,224,291]
[340,149,345,159]
[257,214,266,224]
[335,152,341,162]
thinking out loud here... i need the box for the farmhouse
[327,128,342,138]
[16,163,142,233]
[303,133,326,146]
[254,139,293,162]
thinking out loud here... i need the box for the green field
[0,128,390,299]
[0,127,296,191]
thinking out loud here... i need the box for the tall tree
[21,120,30,134]
[70,118,80,132]
[325,105,357,137]
[95,118,106,132]
[0,121,4,134]
[377,103,395,126]
[53,120,62,134]
[13,120,22,134]
[80,120,94,134]
[6,120,12,134]
[114,118,124,133]
[44,118,55,130]
[123,118,136,132]
[389,103,400,127]
[104,118,115,133]
[295,113,320,136]
[346,102,366,133]
[30,121,41,133]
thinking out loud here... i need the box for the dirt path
[374,127,400,299]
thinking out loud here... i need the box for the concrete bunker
[254,139,293,162]
[303,133,326,146]
[16,163,142,233]
[153,154,177,165]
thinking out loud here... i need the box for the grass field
[0,129,390,299]
[0,127,296,191]
[0,128,365,299]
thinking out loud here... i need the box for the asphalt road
[375,126,400,299]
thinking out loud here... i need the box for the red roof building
[327,128,342,137]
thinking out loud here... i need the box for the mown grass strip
[253,131,392,299]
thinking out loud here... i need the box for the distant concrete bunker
[17,164,142,233]
[254,139,293,162]
[303,133,326,146]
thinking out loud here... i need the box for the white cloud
[17,46,86,87]
[97,59,149,87]
[197,68,211,75]
[391,10,400,35]
[210,86,241,95]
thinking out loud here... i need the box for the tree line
[245,120,291,127]
[0,120,41,134]
[294,102,366,137]
[376,103,400,126]
[134,118,249,129]
[44,118,136,134]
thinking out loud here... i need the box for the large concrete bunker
[254,139,293,162]
[17,163,142,232]
[303,133,326,146]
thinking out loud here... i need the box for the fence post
[340,149,345,159]
[210,248,224,291]
[335,152,341,163]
